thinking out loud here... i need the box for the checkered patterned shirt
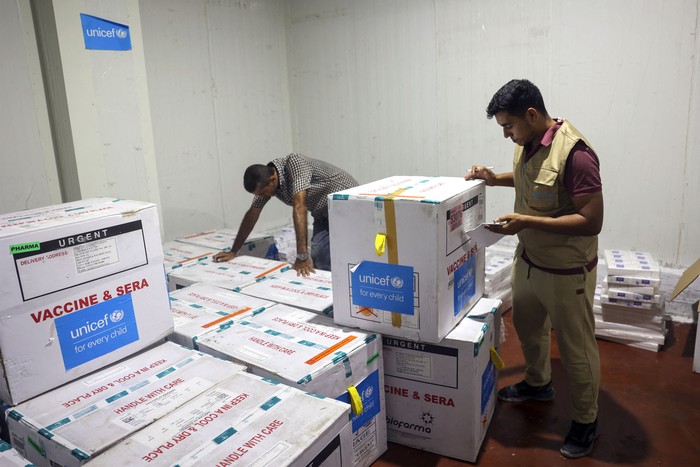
[251,153,358,220]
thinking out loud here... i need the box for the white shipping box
[239,268,334,316]
[604,250,660,279]
[382,299,500,462]
[329,176,485,343]
[162,241,218,273]
[6,342,246,467]
[0,198,173,405]
[167,255,290,291]
[197,304,387,467]
[90,371,353,466]
[0,440,31,466]
[175,229,278,259]
[168,283,276,349]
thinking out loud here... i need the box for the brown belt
[521,250,597,276]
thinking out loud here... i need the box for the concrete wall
[1,0,698,268]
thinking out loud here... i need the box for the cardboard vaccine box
[0,198,173,405]
[168,283,276,349]
[167,255,290,291]
[329,176,486,343]
[6,342,246,467]
[382,298,501,462]
[239,268,334,316]
[89,371,353,466]
[175,229,279,259]
[197,304,387,467]
[162,240,218,273]
[0,440,31,466]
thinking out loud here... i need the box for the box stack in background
[382,298,502,462]
[162,240,218,274]
[0,439,31,466]
[166,255,289,291]
[196,304,387,467]
[238,267,334,316]
[168,283,276,349]
[174,228,279,260]
[0,199,174,405]
[89,371,354,467]
[595,250,666,351]
[328,176,486,343]
[6,342,246,467]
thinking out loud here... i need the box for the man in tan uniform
[466,79,603,459]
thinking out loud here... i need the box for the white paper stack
[272,226,296,262]
[167,255,290,292]
[484,249,513,312]
[596,250,666,351]
[239,268,334,316]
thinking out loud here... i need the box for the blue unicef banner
[80,14,132,51]
[351,261,414,315]
[336,369,381,432]
[453,253,476,316]
[56,294,140,370]
[481,360,496,414]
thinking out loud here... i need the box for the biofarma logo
[387,412,434,434]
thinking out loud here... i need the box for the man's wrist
[296,252,309,261]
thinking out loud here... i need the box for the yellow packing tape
[347,385,363,416]
[490,346,505,370]
[375,233,386,256]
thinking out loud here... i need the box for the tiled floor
[373,309,700,466]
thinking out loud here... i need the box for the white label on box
[13,220,147,300]
[446,194,482,256]
[383,338,459,388]
[395,352,433,379]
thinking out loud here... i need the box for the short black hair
[486,79,549,119]
[243,164,274,193]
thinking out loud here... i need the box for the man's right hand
[213,251,236,263]
[464,165,497,186]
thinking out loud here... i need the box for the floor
[373,309,700,466]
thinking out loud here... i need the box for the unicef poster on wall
[80,14,132,51]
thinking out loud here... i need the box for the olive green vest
[513,120,598,269]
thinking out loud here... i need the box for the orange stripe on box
[255,263,287,279]
[305,335,357,365]
[201,307,252,328]
[183,231,215,239]
[177,253,211,264]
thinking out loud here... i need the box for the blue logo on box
[454,254,476,315]
[351,261,414,315]
[337,369,381,432]
[80,14,132,51]
[56,294,140,370]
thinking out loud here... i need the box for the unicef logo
[390,276,403,288]
[363,385,374,400]
[110,309,125,323]
[116,28,127,39]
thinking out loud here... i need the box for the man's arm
[212,206,262,262]
[493,191,604,236]
[292,190,315,276]
[464,166,514,187]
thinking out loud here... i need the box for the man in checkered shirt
[213,153,358,276]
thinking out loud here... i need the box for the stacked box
[0,440,31,466]
[162,241,218,273]
[329,176,486,343]
[175,229,279,260]
[0,198,173,405]
[596,250,666,351]
[239,268,334,316]
[6,342,246,467]
[89,372,353,466]
[167,255,290,291]
[382,298,501,462]
[196,304,387,467]
[168,283,276,349]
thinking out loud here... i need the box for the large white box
[6,342,246,467]
[382,298,500,462]
[162,240,219,273]
[197,304,387,467]
[176,229,278,259]
[239,268,334,316]
[167,255,290,291]
[169,283,276,349]
[329,176,486,343]
[0,198,173,405]
[90,371,353,466]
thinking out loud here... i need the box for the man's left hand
[293,257,316,277]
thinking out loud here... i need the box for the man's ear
[526,107,539,122]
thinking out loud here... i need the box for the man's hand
[293,257,316,277]
[212,251,236,263]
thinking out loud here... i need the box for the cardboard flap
[670,257,700,301]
